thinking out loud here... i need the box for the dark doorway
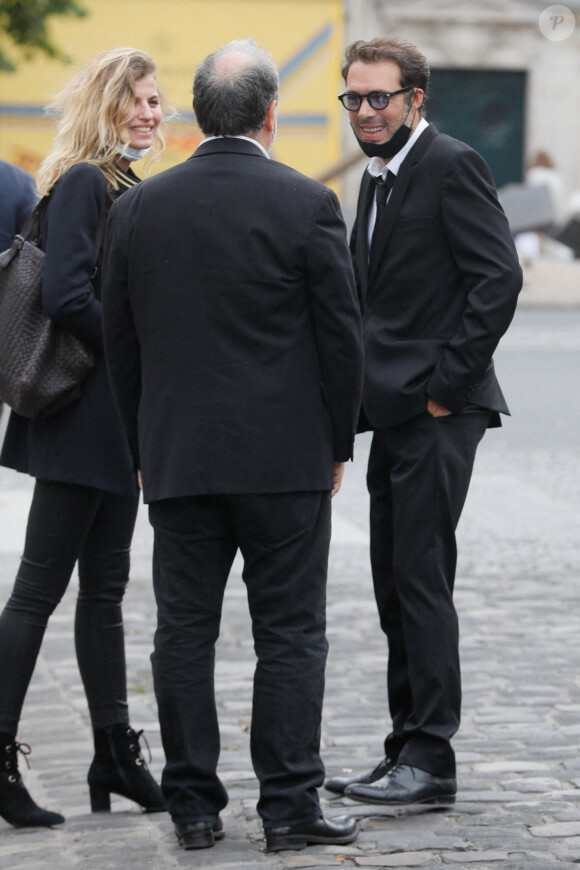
[427,69,526,188]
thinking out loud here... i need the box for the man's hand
[332,462,345,497]
[137,470,143,491]
[427,398,452,418]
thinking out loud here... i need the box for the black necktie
[370,171,395,261]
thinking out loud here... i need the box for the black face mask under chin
[354,120,412,159]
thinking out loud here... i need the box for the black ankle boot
[88,724,165,813]
[0,734,65,827]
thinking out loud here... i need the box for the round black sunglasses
[338,87,413,111]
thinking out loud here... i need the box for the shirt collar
[367,117,429,179]
[203,134,270,159]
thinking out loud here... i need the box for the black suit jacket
[102,138,363,502]
[352,125,522,430]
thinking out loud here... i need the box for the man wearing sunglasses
[325,38,522,807]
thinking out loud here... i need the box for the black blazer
[0,163,138,497]
[102,137,363,502]
[352,125,522,430]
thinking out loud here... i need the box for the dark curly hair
[341,38,429,115]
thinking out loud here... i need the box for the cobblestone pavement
[0,306,579,869]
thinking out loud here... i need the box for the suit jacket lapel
[368,125,438,283]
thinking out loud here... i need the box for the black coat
[102,137,363,503]
[1,163,138,497]
[352,125,522,430]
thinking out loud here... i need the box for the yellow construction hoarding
[0,0,344,187]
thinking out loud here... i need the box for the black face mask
[353,120,412,159]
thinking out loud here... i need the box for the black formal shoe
[174,817,224,850]
[265,814,359,852]
[324,756,395,795]
[344,763,456,806]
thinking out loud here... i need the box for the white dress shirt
[202,134,270,159]
[366,117,429,249]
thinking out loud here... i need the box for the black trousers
[149,491,331,828]
[0,479,138,734]
[367,408,491,778]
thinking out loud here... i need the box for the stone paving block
[282,856,359,868]
[441,863,560,870]
[342,825,459,855]
[500,777,563,792]
[529,820,580,837]
[441,852,510,863]
[444,825,529,849]
[221,768,257,784]
[549,803,580,821]
[474,710,540,724]
[456,752,487,763]
[470,761,551,774]
[352,853,436,867]
[455,791,526,803]
[559,838,580,856]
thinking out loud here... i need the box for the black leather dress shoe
[174,817,224,849]
[324,756,394,795]
[265,814,359,852]
[344,763,456,806]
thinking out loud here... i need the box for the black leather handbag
[0,196,100,419]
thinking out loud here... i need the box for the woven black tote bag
[0,198,95,419]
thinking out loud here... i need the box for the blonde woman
[0,48,167,827]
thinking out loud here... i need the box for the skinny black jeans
[0,479,139,734]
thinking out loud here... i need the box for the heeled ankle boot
[0,734,65,827]
[88,724,165,813]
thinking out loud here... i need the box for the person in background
[325,37,521,806]
[102,38,363,854]
[0,47,167,828]
[0,159,38,252]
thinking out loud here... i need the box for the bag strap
[90,199,109,278]
[19,196,49,244]
[19,192,107,278]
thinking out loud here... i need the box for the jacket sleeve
[101,194,142,467]
[41,163,107,350]
[307,186,364,461]
[426,146,522,412]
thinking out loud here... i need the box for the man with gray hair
[102,39,363,853]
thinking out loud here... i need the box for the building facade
[339,0,580,218]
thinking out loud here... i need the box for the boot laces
[3,740,32,778]
[13,740,32,770]
[129,728,152,765]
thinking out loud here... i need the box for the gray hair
[193,38,279,136]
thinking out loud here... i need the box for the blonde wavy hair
[37,47,168,195]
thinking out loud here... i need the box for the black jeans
[367,408,491,778]
[149,491,330,828]
[0,479,139,734]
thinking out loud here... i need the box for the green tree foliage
[0,0,87,72]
